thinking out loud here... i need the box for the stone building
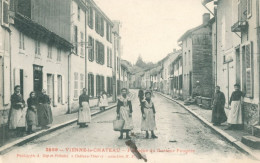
[178,13,213,99]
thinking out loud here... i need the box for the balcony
[231,21,248,32]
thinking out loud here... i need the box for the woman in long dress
[98,91,108,111]
[78,88,91,128]
[8,85,26,137]
[26,91,38,134]
[116,88,133,139]
[37,89,53,129]
[226,84,245,130]
[141,91,158,139]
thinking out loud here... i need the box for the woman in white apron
[226,84,245,130]
[8,85,26,137]
[116,88,133,139]
[78,88,91,128]
[141,91,157,139]
[98,91,108,111]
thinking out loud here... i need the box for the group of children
[116,88,157,139]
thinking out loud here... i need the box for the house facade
[178,13,213,99]
[213,0,260,129]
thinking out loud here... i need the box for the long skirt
[141,109,157,131]
[37,104,53,126]
[227,101,242,124]
[26,109,38,126]
[119,106,133,131]
[78,102,91,124]
[99,98,108,107]
[9,108,26,129]
[211,105,227,124]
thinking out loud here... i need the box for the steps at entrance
[241,136,260,149]
[253,126,260,138]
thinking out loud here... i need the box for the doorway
[0,57,3,106]
[189,71,192,96]
[47,74,54,105]
[20,69,24,97]
[33,65,43,95]
[57,75,62,104]
[236,47,241,85]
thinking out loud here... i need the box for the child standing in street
[141,91,158,139]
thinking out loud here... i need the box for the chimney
[203,13,210,24]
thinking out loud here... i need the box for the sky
[94,0,213,64]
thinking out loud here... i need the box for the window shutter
[107,47,109,66]
[245,42,253,97]
[2,0,9,27]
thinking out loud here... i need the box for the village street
[2,90,247,163]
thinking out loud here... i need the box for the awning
[202,0,213,5]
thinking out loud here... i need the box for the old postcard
[0,0,260,162]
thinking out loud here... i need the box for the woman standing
[226,84,245,130]
[116,88,133,139]
[98,91,108,111]
[78,88,91,128]
[8,85,26,137]
[26,91,38,134]
[141,91,158,139]
[37,89,53,129]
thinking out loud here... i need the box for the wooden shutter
[245,42,253,97]
[2,0,9,27]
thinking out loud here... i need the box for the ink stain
[125,140,147,162]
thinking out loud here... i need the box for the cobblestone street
[2,90,250,163]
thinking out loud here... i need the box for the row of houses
[131,0,260,132]
[0,0,130,126]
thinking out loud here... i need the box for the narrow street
[2,90,248,162]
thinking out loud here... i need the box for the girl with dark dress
[138,89,144,105]
[8,85,26,137]
[116,88,133,139]
[37,89,53,129]
[26,91,38,134]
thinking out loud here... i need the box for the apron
[78,102,91,123]
[9,108,26,129]
[141,101,157,131]
[228,100,242,124]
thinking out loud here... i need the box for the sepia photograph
[0,0,260,162]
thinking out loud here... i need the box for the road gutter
[0,104,117,155]
[157,92,260,161]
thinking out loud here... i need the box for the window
[243,42,253,97]
[1,0,9,27]
[80,32,84,57]
[107,47,110,67]
[96,75,100,96]
[247,0,252,18]
[78,6,80,21]
[110,49,112,68]
[88,7,93,29]
[95,12,99,34]
[107,77,112,95]
[19,32,25,50]
[80,74,84,94]
[74,26,78,55]
[35,40,40,55]
[95,41,104,65]
[101,17,104,37]
[106,23,110,41]
[88,36,94,61]
[88,73,94,97]
[48,45,52,59]
[74,72,79,98]
[57,49,61,61]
